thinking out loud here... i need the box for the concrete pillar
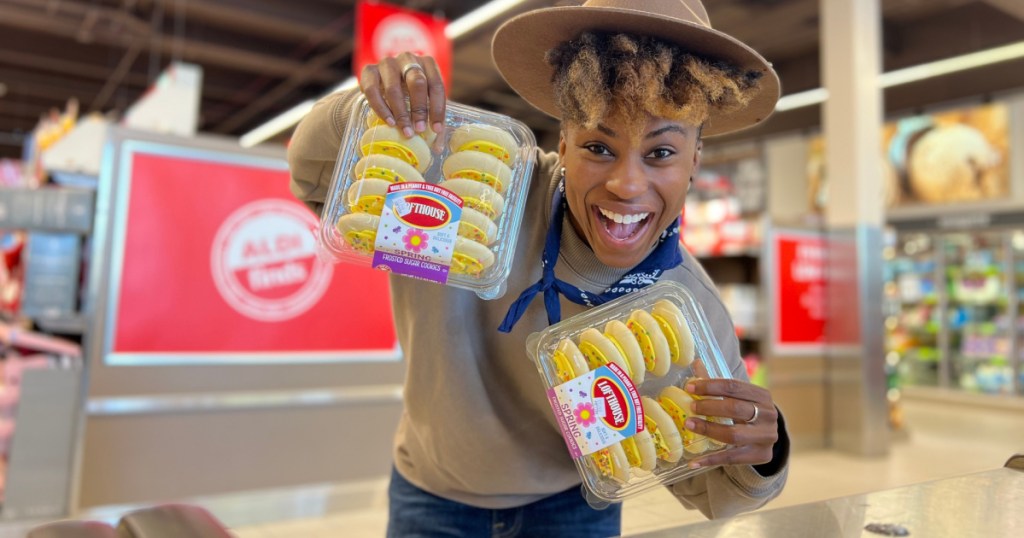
[821,0,890,456]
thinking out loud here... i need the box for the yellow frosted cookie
[552,337,636,485]
[421,128,438,148]
[353,154,424,184]
[552,338,590,383]
[346,178,390,215]
[684,377,730,450]
[360,126,432,172]
[651,299,695,367]
[621,428,657,472]
[604,320,645,386]
[448,124,518,166]
[440,178,506,221]
[591,442,631,484]
[457,207,498,245]
[578,328,634,379]
[641,396,683,463]
[366,110,388,128]
[335,213,380,255]
[450,236,494,277]
[628,310,672,377]
[366,110,438,147]
[658,386,710,456]
[442,150,513,194]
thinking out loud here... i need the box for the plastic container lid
[526,280,736,506]
[317,97,537,300]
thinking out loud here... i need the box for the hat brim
[491,6,780,137]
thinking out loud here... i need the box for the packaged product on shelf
[719,284,761,335]
[526,280,736,507]
[317,97,537,300]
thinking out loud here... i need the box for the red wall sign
[771,231,826,353]
[110,150,396,359]
[354,1,452,87]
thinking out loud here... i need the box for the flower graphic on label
[402,229,430,253]
[575,402,597,428]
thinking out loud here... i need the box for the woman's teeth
[598,207,650,225]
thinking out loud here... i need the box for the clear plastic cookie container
[526,280,736,506]
[318,96,537,300]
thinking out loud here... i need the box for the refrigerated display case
[884,225,1024,399]
[883,232,941,390]
[1015,231,1024,393]
[944,232,1015,394]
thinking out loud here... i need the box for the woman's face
[559,114,702,268]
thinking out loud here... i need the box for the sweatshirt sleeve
[287,90,362,215]
[665,257,790,519]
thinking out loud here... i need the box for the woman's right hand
[359,51,447,152]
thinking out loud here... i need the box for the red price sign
[771,231,826,353]
[107,147,397,362]
[354,1,452,87]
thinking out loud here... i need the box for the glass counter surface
[628,464,1024,537]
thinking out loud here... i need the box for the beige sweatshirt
[288,90,789,516]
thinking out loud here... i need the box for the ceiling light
[329,77,358,96]
[879,40,1024,87]
[775,40,1024,112]
[239,99,315,148]
[0,83,7,98]
[774,87,828,112]
[240,0,529,147]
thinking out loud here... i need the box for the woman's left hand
[682,378,779,469]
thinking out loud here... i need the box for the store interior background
[0,0,1022,535]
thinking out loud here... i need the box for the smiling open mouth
[597,207,652,241]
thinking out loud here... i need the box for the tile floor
[229,397,1024,537]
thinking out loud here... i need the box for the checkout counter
[633,453,1024,537]
[28,454,1023,536]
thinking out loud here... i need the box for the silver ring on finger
[401,61,424,81]
[744,404,760,425]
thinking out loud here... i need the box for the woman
[289,1,789,536]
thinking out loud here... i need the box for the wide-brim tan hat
[492,0,780,137]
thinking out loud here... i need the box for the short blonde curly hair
[545,32,763,133]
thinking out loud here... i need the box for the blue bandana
[498,177,684,333]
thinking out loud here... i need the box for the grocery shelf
[694,249,760,260]
[884,226,1023,398]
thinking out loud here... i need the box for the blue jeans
[387,467,622,537]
